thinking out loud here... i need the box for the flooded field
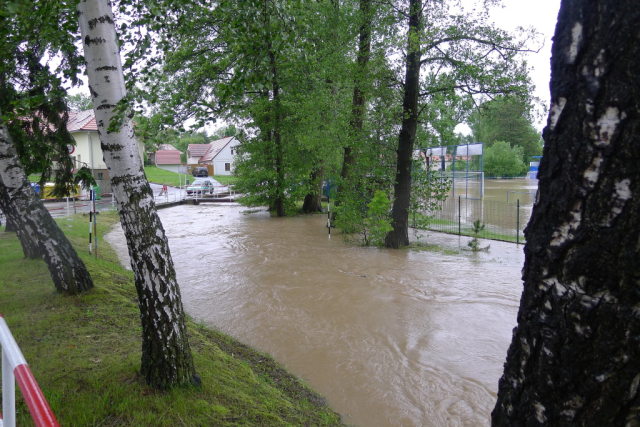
[107,202,526,426]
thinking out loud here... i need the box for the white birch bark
[77,0,197,389]
[0,119,94,294]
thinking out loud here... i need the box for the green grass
[0,212,344,426]
[411,214,526,244]
[144,165,238,187]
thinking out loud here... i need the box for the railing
[418,195,533,244]
[0,313,59,427]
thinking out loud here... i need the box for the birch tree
[0,121,94,293]
[0,0,94,294]
[492,0,640,423]
[77,0,198,389]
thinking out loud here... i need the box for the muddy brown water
[106,202,526,426]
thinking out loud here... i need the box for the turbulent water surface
[107,203,525,426]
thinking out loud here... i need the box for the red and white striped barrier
[0,313,59,427]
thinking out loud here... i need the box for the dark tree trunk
[302,165,325,213]
[4,211,16,232]
[336,0,371,209]
[0,121,94,294]
[493,1,640,424]
[385,0,421,248]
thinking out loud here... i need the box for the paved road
[41,179,233,218]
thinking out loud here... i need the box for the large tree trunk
[493,0,640,424]
[0,120,94,293]
[384,0,421,248]
[336,0,371,209]
[77,0,197,390]
[302,165,325,213]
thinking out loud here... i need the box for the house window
[97,172,104,180]
[225,163,231,171]
[230,148,234,155]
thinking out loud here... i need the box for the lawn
[0,212,343,426]
[144,165,238,187]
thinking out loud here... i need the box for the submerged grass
[0,212,344,426]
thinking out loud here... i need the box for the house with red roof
[186,136,239,176]
[153,144,182,173]
[67,109,145,194]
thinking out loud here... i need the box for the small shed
[154,144,182,173]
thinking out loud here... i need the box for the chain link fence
[413,195,533,244]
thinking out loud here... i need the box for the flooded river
[107,204,525,426]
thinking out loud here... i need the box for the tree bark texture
[385,0,421,248]
[0,121,94,293]
[77,0,197,389]
[302,165,325,213]
[0,172,41,258]
[493,1,640,425]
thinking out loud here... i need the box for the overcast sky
[485,0,562,131]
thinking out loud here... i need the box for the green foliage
[1,0,85,196]
[213,125,237,139]
[73,166,97,191]
[409,158,452,229]
[66,92,93,112]
[336,190,392,246]
[467,219,485,251]
[484,141,528,177]
[468,96,543,164]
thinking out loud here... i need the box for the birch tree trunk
[0,120,94,294]
[0,171,41,259]
[493,0,640,424]
[77,0,197,389]
[385,0,421,248]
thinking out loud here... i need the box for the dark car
[192,167,208,177]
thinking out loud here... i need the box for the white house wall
[212,141,239,175]
[71,131,145,169]
[70,130,146,194]
[157,164,181,173]
[71,131,106,170]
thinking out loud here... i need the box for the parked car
[186,180,214,195]
[192,167,208,177]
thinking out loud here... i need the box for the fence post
[517,199,520,245]
[458,196,461,236]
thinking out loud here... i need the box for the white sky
[484,0,562,131]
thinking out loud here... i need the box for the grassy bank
[144,165,238,187]
[0,212,343,426]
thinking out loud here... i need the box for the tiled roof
[188,144,210,158]
[67,110,98,132]
[155,150,182,165]
[201,136,236,162]
[158,144,180,151]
